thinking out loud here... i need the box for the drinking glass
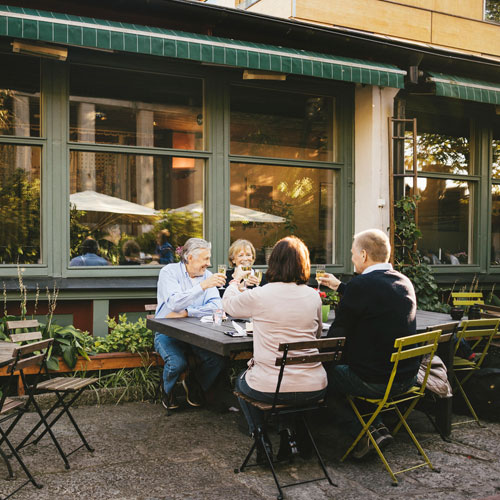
[217,264,227,290]
[316,264,326,283]
[241,265,252,289]
[213,308,224,326]
[254,270,263,285]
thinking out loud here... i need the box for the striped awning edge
[0,4,406,88]
[427,72,500,105]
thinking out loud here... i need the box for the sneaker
[161,391,179,410]
[352,432,374,460]
[277,428,299,461]
[372,424,394,450]
[182,376,204,407]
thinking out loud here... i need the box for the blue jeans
[154,333,225,395]
[328,364,417,437]
[235,371,327,435]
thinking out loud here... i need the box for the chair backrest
[383,329,442,402]
[272,337,345,409]
[426,322,458,344]
[451,292,484,307]
[480,304,500,318]
[454,318,500,367]
[145,304,157,320]
[6,319,43,343]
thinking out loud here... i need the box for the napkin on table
[231,321,247,337]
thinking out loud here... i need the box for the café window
[491,120,500,264]
[485,0,500,23]
[402,108,474,265]
[230,162,338,265]
[0,145,42,264]
[69,152,204,266]
[230,86,336,162]
[69,66,204,150]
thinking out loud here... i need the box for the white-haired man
[318,229,418,459]
[154,238,226,410]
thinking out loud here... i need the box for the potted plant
[319,290,339,322]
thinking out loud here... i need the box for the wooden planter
[0,351,162,395]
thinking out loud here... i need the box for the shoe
[352,426,380,460]
[372,423,394,450]
[182,376,204,407]
[277,428,299,461]
[161,391,179,410]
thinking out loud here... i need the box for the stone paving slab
[0,402,499,499]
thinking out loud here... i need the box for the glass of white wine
[316,264,326,284]
[241,265,252,289]
[254,270,263,285]
[217,264,227,289]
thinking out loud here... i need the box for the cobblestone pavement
[1,400,500,499]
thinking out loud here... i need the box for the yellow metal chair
[341,329,441,485]
[451,292,484,309]
[452,318,500,426]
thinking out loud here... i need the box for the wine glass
[254,270,263,285]
[217,264,227,290]
[241,265,252,289]
[316,264,326,284]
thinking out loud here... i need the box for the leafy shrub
[94,315,153,353]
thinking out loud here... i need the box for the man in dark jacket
[318,229,418,459]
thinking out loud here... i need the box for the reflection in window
[69,66,204,150]
[230,87,335,161]
[405,177,472,265]
[230,163,337,264]
[0,55,40,137]
[0,145,41,264]
[485,0,500,23]
[492,186,500,264]
[69,152,204,266]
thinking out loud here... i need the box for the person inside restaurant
[69,238,110,266]
[154,238,226,410]
[219,239,266,296]
[318,229,419,459]
[223,236,327,461]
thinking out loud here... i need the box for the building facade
[0,0,498,333]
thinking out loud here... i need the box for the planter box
[0,351,162,395]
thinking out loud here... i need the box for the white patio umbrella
[170,201,286,223]
[70,190,158,216]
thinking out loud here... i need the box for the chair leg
[0,446,13,479]
[453,377,482,426]
[236,440,258,473]
[256,428,284,500]
[300,415,336,487]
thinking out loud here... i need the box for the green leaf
[46,357,60,371]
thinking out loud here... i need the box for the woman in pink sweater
[223,236,327,460]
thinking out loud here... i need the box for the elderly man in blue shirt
[154,238,226,410]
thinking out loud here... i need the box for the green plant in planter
[94,315,153,354]
[393,196,449,313]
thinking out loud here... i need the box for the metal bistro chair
[452,318,500,427]
[234,337,345,500]
[341,329,442,485]
[6,320,97,470]
[451,292,484,312]
[0,339,53,499]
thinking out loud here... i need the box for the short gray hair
[181,238,211,263]
[353,229,391,263]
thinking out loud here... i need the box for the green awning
[0,5,406,88]
[427,72,500,105]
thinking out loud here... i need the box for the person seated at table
[219,239,266,296]
[154,238,227,410]
[153,228,174,265]
[120,239,143,265]
[70,238,110,266]
[223,236,327,461]
[318,229,420,459]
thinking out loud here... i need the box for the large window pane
[404,115,470,175]
[492,185,500,264]
[405,177,473,265]
[0,144,41,264]
[69,152,204,266]
[230,86,335,161]
[230,162,338,265]
[69,66,204,150]
[0,55,40,137]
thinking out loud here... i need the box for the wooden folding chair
[0,345,50,499]
[234,337,345,500]
[6,320,97,469]
[341,329,442,485]
[452,318,500,427]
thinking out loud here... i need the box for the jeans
[154,333,225,395]
[235,370,327,435]
[328,364,417,437]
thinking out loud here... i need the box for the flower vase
[321,305,330,323]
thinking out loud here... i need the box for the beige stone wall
[247,0,292,17]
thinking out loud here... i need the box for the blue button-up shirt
[155,262,222,318]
